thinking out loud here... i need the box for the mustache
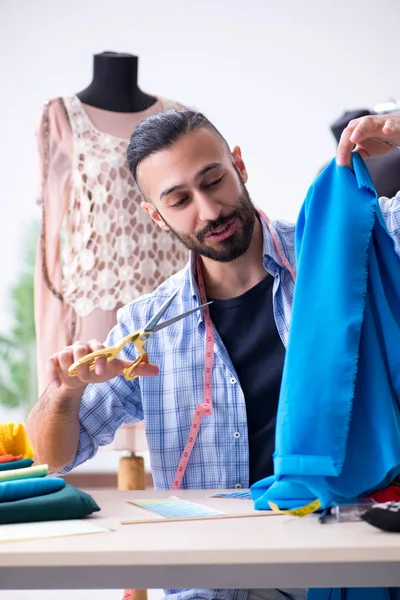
[196,213,237,241]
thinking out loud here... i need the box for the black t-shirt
[208,274,285,485]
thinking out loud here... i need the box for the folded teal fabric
[252,154,400,511]
[308,588,400,600]
[0,458,33,472]
[0,483,100,524]
[0,476,65,503]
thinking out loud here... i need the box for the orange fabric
[0,454,23,463]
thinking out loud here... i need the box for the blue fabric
[252,154,400,600]
[252,155,400,511]
[0,476,65,503]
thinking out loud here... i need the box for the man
[27,109,400,600]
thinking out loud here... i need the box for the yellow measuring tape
[268,498,322,517]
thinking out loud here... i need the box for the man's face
[137,128,256,263]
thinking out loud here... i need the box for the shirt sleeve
[57,305,145,474]
[34,99,73,395]
[379,193,400,254]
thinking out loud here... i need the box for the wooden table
[1,489,400,591]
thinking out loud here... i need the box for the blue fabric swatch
[0,476,65,503]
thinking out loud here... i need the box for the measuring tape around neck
[171,255,214,489]
[171,211,296,490]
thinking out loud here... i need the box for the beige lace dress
[34,95,188,396]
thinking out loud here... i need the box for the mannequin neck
[76,52,157,113]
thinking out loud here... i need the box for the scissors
[68,289,211,381]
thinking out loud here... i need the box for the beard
[158,183,257,263]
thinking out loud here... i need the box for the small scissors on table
[68,289,211,381]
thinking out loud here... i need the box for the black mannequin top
[76,51,158,113]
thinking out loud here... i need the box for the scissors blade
[150,301,212,333]
[142,288,180,332]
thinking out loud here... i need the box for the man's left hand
[337,113,400,168]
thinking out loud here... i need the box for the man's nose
[196,193,222,222]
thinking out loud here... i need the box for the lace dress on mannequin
[34,94,188,459]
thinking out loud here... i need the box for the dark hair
[127,108,227,182]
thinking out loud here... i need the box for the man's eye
[205,176,223,188]
[171,196,188,208]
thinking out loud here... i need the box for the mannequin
[34,55,187,396]
[76,51,158,113]
[34,59,188,595]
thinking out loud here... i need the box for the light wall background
[1,0,400,367]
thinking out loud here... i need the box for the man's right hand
[47,340,160,392]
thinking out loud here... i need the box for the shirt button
[230,377,237,384]
[235,483,242,489]
[234,431,241,439]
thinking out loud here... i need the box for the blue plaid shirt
[60,194,400,600]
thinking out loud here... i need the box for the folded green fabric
[0,458,34,472]
[0,464,48,483]
[0,483,100,524]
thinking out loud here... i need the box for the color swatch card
[209,491,252,500]
[128,496,224,520]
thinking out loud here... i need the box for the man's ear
[141,202,170,231]
[232,145,248,183]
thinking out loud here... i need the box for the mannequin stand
[118,454,146,490]
[119,454,147,600]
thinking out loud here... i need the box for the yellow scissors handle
[121,330,151,381]
[67,330,150,379]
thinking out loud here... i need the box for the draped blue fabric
[252,155,400,599]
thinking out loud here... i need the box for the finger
[86,340,107,376]
[58,347,78,375]
[115,359,159,378]
[352,144,371,161]
[46,355,63,388]
[383,118,396,135]
[337,123,357,167]
[348,115,378,143]
[135,362,160,377]
[381,118,400,141]
[58,343,89,382]
[73,343,96,383]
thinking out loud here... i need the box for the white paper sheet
[0,519,110,543]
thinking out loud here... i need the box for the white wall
[1,0,400,328]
